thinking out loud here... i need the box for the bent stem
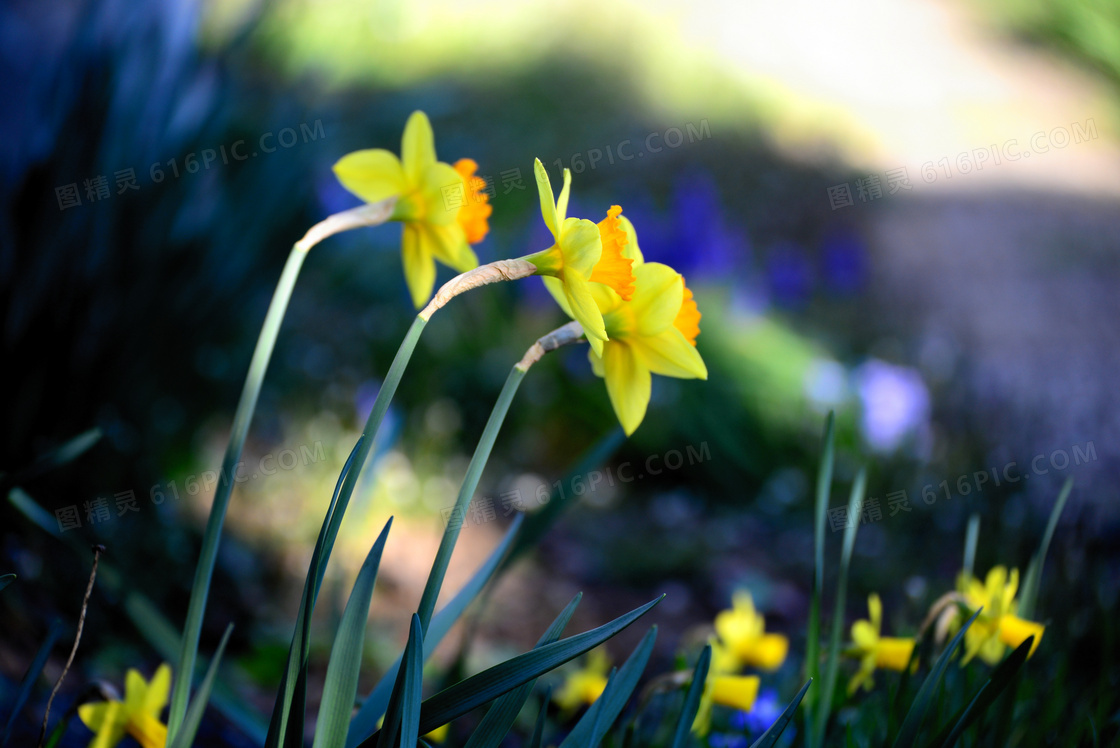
[168,199,394,738]
[419,259,537,321]
[416,321,585,633]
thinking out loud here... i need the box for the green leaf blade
[463,593,582,748]
[312,519,392,748]
[169,623,234,748]
[670,644,711,748]
[891,608,982,748]
[558,626,658,747]
[750,679,812,748]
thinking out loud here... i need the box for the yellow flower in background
[78,664,171,748]
[528,160,636,356]
[332,111,486,307]
[691,668,760,735]
[847,594,915,693]
[423,723,450,743]
[554,648,611,712]
[957,566,1044,665]
[714,591,789,672]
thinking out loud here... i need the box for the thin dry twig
[38,544,104,748]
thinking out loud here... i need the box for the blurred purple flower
[766,242,813,308]
[820,226,867,295]
[855,359,930,452]
[737,687,783,733]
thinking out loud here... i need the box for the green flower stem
[168,245,307,737]
[168,198,395,739]
[415,321,586,634]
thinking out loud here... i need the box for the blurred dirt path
[663,0,1120,197]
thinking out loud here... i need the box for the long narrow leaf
[1,429,101,492]
[169,623,234,748]
[750,679,812,748]
[1,620,63,747]
[891,608,981,748]
[814,467,866,744]
[268,438,365,748]
[805,411,835,737]
[376,611,427,748]
[348,514,523,747]
[670,644,712,748]
[890,620,933,736]
[528,688,551,748]
[588,668,618,745]
[560,627,658,747]
[925,635,1034,748]
[399,616,426,748]
[357,596,663,745]
[464,593,582,748]
[312,519,392,748]
[1019,477,1072,619]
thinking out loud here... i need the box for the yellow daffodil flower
[78,664,171,748]
[553,649,611,712]
[957,566,1044,665]
[527,161,604,347]
[847,594,915,693]
[333,111,487,307]
[691,666,760,735]
[543,202,706,434]
[714,591,790,672]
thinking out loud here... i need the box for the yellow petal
[978,634,1006,666]
[420,221,477,273]
[79,701,128,748]
[402,224,436,308]
[998,615,1043,657]
[332,149,407,204]
[124,669,149,714]
[543,275,573,318]
[851,620,879,649]
[554,671,608,711]
[419,161,465,226]
[127,711,168,748]
[876,637,916,671]
[602,341,651,436]
[558,218,603,278]
[401,110,436,184]
[709,675,760,712]
[556,168,572,225]
[743,633,789,671]
[707,637,741,675]
[142,664,172,717]
[424,723,450,743]
[629,263,684,337]
[563,272,607,356]
[533,158,559,238]
[868,594,883,631]
[617,214,644,265]
[631,327,707,380]
[1004,568,1020,611]
[588,347,605,378]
